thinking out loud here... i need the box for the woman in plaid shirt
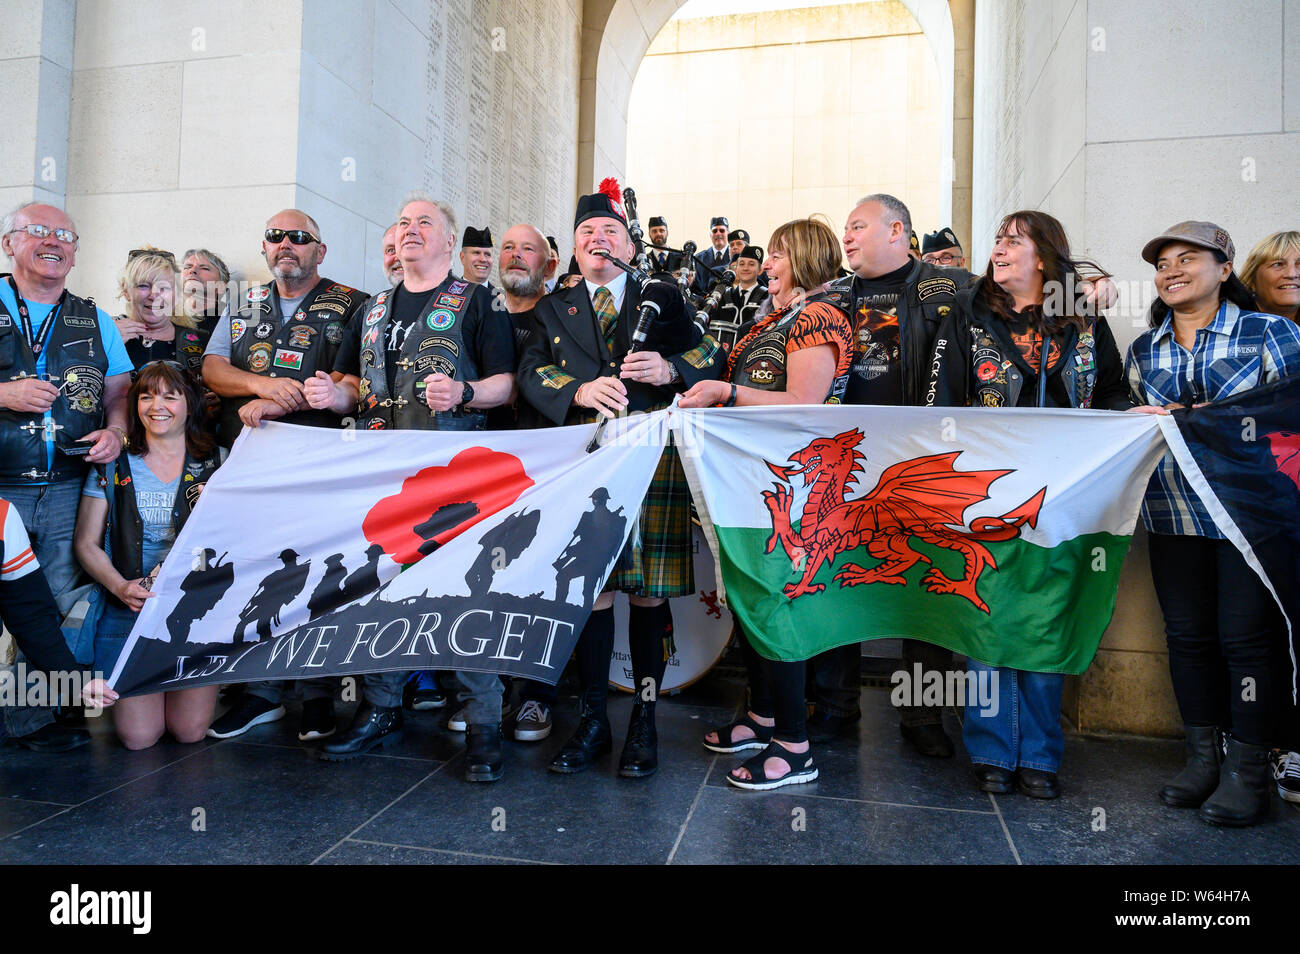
[1126,220,1300,827]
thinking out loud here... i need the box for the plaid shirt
[1125,302,1300,537]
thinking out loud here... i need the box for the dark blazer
[646,248,683,274]
[518,279,723,426]
[692,245,730,296]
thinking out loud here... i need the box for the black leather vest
[220,278,363,442]
[712,285,766,351]
[356,276,486,431]
[729,288,851,403]
[0,276,111,482]
[102,450,221,589]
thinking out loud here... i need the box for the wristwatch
[459,381,475,408]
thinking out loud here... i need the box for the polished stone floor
[1,669,1296,865]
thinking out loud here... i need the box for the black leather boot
[465,723,504,782]
[548,706,612,774]
[1159,724,1222,807]
[618,702,659,778]
[1200,735,1272,827]
[320,703,403,761]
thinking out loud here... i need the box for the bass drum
[609,523,732,694]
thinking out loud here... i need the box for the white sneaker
[514,700,553,741]
[1273,749,1300,804]
[447,707,467,733]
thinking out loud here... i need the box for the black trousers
[1148,532,1287,747]
[738,623,807,742]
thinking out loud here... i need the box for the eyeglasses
[264,228,319,246]
[922,252,961,265]
[128,248,177,266]
[7,223,78,244]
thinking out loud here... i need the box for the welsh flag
[674,406,1166,673]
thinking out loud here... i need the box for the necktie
[594,285,617,351]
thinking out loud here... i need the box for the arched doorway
[578,0,973,243]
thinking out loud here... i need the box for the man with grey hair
[201,208,368,745]
[0,200,133,751]
[313,193,516,781]
[380,224,403,286]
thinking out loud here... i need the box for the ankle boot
[1159,724,1222,808]
[618,702,659,778]
[1199,735,1271,827]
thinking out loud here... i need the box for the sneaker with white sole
[514,700,552,741]
[447,707,467,733]
[206,696,285,739]
[1273,749,1300,804]
[298,698,336,741]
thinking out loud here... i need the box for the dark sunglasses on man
[264,228,319,246]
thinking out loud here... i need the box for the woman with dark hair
[680,216,854,789]
[75,361,224,749]
[1126,221,1300,826]
[928,210,1130,799]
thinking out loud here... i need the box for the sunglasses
[8,223,78,244]
[129,248,178,266]
[264,228,319,246]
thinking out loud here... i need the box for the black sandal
[726,741,818,791]
[703,712,775,753]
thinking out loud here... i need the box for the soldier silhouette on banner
[465,509,541,597]
[307,553,348,619]
[339,543,385,604]
[553,488,626,610]
[414,500,481,558]
[234,549,310,643]
[165,549,235,644]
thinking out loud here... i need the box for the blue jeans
[1,479,84,740]
[4,479,85,615]
[962,658,1065,773]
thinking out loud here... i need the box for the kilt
[605,438,694,598]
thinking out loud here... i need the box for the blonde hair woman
[1239,230,1300,323]
[113,248,209,376]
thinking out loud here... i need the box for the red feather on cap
[598,177,623,205]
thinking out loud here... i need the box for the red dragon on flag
[763,428,1046,611]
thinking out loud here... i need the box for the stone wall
[25,0,582,307]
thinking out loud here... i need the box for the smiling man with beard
[202,209,367,450]
[201,209,367,744]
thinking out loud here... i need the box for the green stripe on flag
[713,527,1132,674]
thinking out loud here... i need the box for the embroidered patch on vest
[427,309,455,331]
[273,349,303,370]
[436,293,465,309]
[248,287,269,302]
[917,278,956,301]
[230,318,247,343]
[447,279,469,295]
[247,342,272,373]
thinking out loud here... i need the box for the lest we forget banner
[109,413,668,696]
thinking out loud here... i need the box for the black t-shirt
[488,307,538,430]
[334,282,517,398]
[844,260,910,406]
[124,322,211,378]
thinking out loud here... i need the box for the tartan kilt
[605,439,695,598]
